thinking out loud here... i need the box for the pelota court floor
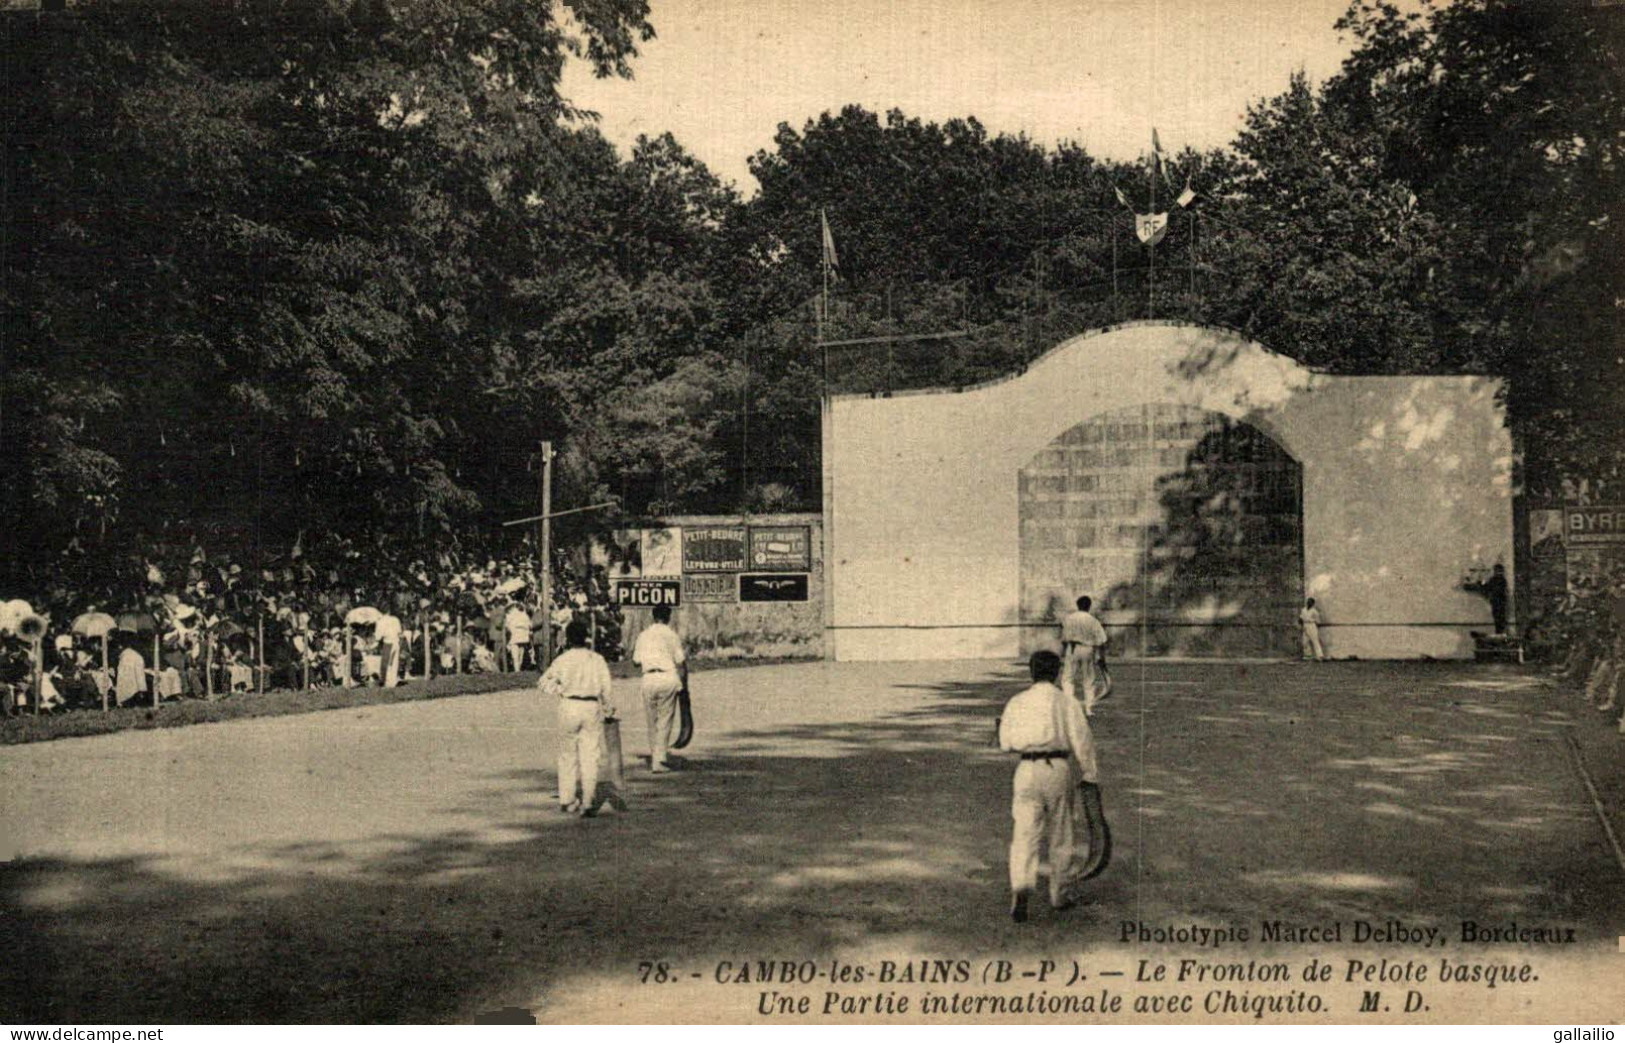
[3,658,1621,1023]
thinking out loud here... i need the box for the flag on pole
[1135,212,1170,246]
[820,208,840,278]
[1113,184,1130,208]
[1176,177,1196,209]
[1151,127,1163,155]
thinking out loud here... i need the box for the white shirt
[1061,610,1107,648]
[632,622,685,675]
[375,614,402,644]
[539,647,614,712]
[504,607,532,642]
[1299,607,1321,627]
[998,680,1099,782]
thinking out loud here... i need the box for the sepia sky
[560,0,1361,194]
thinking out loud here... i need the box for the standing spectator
[503,598,532,672]
[550,600,574,663]
[1594,576,1625,714]
[1483,564,1510,635]
[483,605,506,667]
[375,610,403,688]
[1299,598,1325,662]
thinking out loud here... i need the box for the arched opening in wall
[1019,405,1303,658]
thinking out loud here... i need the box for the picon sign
[612,579,681,607]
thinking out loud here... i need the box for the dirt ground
[2,659,1621,1024]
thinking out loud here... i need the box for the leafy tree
[1,0,682,579]
[1233,0,1625,495]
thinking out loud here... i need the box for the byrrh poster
[3,0,1623,1033]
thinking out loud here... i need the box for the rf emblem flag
[1135,211,1169,246]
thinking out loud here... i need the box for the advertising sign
[682,574,737,604]
[1531,509,1564,546]
[1566,505,1625,543]
[603,529,643,579]
[683,526,747,572]
[739,573,809,603]
[640,527,684,577]
[747,526,811,571]
[611,579,681,607]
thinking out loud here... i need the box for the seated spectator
[115,640,147,706]
[161,604,202,698]
[321,629,347,687]
[5,533,636,706]
[469,634,497,673]
[50,635,101,710]
[220,643,254,692]
[355,626,382,685]
[0,638,30,715]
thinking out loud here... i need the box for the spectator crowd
[1529,569,1625,736]
[0,532,625,714]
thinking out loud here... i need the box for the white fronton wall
[824,322,1513,662]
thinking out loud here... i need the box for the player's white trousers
[1063,652,1101,710]
[642,672,683,768]
[1301,624,1324,661]
[1009,758,1079,904]
[557,698,604,806]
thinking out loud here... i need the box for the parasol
[345,606,381,626]
[71,612,118,638]
[116,612,159,634]
[494,577,526,595]
[0,599,36,634]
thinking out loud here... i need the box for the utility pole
[501,450,610,670]
[539,440,554,670]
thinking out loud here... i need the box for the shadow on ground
[2,662,1618,1022]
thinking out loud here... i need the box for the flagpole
[1189,210,1197,318]
[817,208,833,662]
[741,321,751,504]
[1111,217,1119,319]
[1148,131,1156,320]
[819,209,829,394]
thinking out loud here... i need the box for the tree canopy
[3,0,1618,585]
